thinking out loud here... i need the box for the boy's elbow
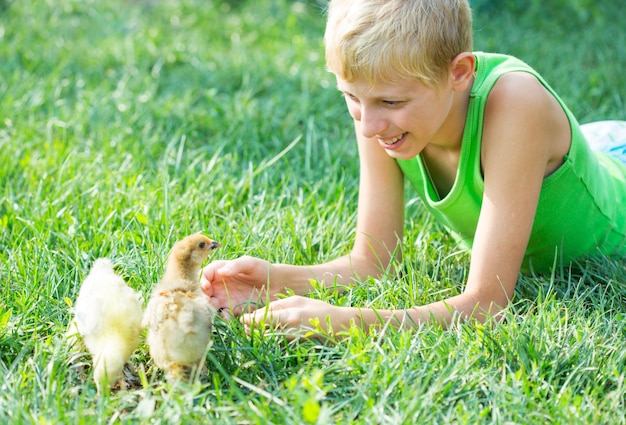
[352,233,402,277]
[462,289,511,324]
[348,250,396,281]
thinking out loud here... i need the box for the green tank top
[397,52,626,272]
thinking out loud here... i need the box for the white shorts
[580,120,626,164]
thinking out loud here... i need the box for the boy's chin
[384,149,420,161]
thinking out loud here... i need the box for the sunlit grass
[1,0,625,423]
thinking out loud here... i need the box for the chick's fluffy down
[73,258,143,387]
[143,289,215,368]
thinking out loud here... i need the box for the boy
[201,0,626,334]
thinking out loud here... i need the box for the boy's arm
[270,116,407,288]
[460,71,570,319]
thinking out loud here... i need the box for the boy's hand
[201,256,272,315]
[241,296,355,339]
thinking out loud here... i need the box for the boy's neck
[430,75,474,152]
[421,77,474,198]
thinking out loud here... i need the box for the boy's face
[335,73,460,160]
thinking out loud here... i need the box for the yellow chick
[143,234,220,383]
[69,258,143,392]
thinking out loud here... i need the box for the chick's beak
[210,241,221,250]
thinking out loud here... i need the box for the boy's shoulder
[486,72,554,115]
[479,54,571,175]
[473,51,553,113]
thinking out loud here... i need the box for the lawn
[1,0,625,423]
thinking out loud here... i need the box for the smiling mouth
[379,133,406,146]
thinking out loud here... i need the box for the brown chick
[143,234,220,383]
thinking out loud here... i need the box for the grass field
[1,0,625,423]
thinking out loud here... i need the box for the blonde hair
[324,0,473,88]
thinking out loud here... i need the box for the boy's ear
[450,52,476,91]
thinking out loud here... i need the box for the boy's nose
[360,108,387,139]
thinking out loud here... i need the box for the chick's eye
[199,242,206,249]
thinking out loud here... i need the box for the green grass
[1,0,625,423]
